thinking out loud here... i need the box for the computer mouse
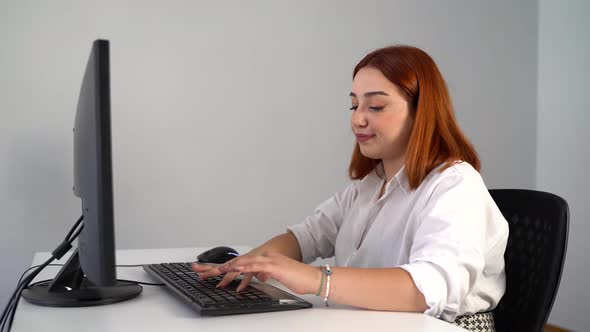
[197,246,239,264]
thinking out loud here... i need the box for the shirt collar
[358,166,383,193]
[388,164,410,194]
[390,164,411,195]
[359,162,411,195]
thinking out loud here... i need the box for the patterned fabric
[452,311,496,332]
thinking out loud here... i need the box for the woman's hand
[217,252,322,295]
[191,249,270,291]
[191,261,250,291]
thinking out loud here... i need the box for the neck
[381,157,405,183]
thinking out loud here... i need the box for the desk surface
[13,247,466,332]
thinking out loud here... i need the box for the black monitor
[22,39,142,306]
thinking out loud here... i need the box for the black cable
[1,251,54,331]
[67,223,84,243]
[1,256,53,332]
[5,283,27,331]
[0,215,84,332]
[0,285,22,331]
[115,264,145,267]
[64,215,84,242]
[16,264,64,286]
[117,279,164,286]
[1,278,28,324]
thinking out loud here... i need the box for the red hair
[348,45,480,189]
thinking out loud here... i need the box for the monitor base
[21,249,142,307]
[22,279,143,307]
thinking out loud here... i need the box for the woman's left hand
[217,252,322,295]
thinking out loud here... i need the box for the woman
[193,45,509,332]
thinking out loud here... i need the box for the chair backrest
[489,189,569,332]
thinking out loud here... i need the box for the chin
[359,147,381,160]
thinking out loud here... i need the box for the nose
[351,109,368,128]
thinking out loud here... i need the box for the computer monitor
[21,39,142,306]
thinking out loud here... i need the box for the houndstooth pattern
[452,311,496,332]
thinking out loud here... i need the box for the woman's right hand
[192,232,300,291]
[192,251,270,292]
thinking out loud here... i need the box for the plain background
[0,0,586,330]
[537,0,590,330]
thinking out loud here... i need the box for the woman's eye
[349,105,384,111]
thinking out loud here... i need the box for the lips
[355,134,375,142]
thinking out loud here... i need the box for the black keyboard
[144,262,312,316]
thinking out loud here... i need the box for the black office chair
[489,189,569,332]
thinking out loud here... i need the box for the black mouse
[197,246,239,264]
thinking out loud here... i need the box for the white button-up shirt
[288,161,509,321]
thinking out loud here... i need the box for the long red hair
[348,45,480,189]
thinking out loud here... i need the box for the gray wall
[0,0,538,312]
[538,1,590,331]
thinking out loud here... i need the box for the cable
[16,264,64,286]
[115,264,145,267]
[1,255,54,331]
[67,223,84,243]
[64,215,84,242]
[5,287,23,331]
[117,279,165,286]
[0,215,84,332]
[0,283,25,331]
[1,249,57,331]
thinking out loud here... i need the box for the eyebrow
[349,91,390,98]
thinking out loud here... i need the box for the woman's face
[350,67,414,162]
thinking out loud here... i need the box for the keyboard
[143,262,312,316]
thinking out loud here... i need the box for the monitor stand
[21,249,143,307]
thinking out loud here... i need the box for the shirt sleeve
[398,167,506,322]
[287,182,358,264]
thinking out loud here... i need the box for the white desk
[13,248,466,332]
